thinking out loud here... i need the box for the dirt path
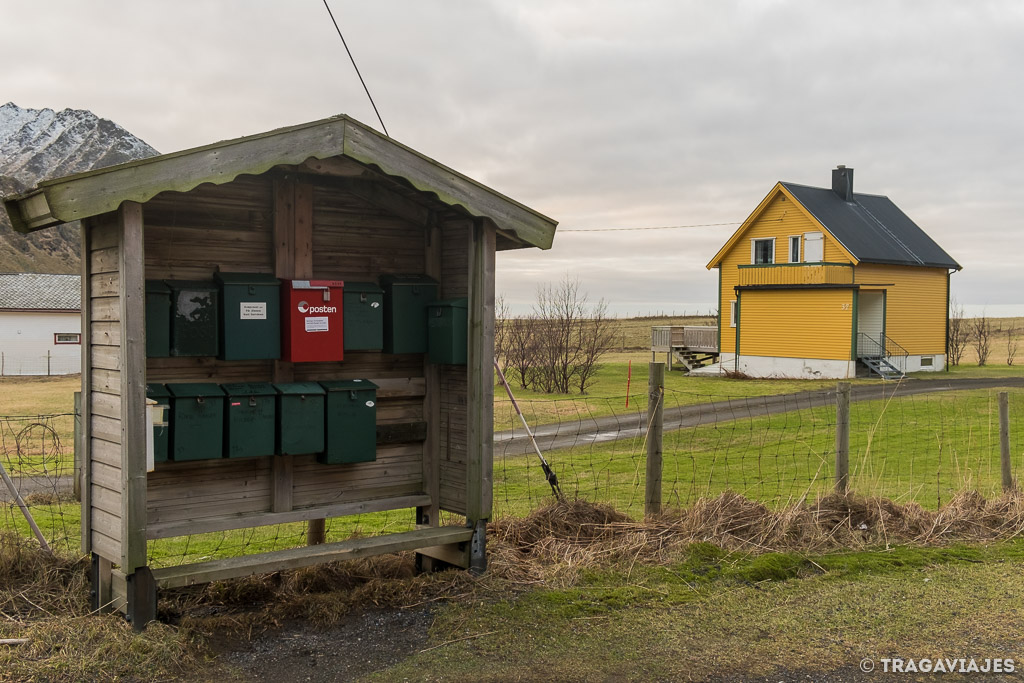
[494,376,1024,458]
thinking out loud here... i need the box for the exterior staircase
[672,348,719,372]
[857,333,908,380]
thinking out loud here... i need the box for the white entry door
[857,290,885,356]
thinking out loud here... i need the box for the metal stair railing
[857,332,907,379]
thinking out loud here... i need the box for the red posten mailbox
[282,280,345,362]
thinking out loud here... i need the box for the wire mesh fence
[4,381,1024,566]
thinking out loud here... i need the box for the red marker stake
[625,360,632,408]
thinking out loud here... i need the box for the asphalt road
[6,376,1024,502]
[494,376,1024,459]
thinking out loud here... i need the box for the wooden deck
[651,326,719,372]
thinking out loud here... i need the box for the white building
[0,273,81,375]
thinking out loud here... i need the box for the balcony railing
[651,325,718,353]
[737,262,854,287]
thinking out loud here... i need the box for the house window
[54,333,81,345]
[729,300,737,328]
[788,236,801,263]
[920,356,934,367]
[751,238,775,264]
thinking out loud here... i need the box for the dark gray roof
[0,273,80,310]
[781,182,961,270]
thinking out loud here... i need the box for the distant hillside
[0,102,158,273]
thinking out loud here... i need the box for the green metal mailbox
[215,272,281,360]
[343,281,384,351]
[222,383,277,458]
[166,383,225,461]
[319,380,378,465]
[167,280,219,357]
[274,382,326,455]
[427,298,468,365]
[146,383,171,463]
[379,274,438,354]
[145,281,171,358]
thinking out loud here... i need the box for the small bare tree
[947,298,967,366]
[503,316,539,390]
[531,276,614,395]
[971,314,992,366]
[1007,325,1018,366]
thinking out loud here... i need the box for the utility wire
[560,217,783,233]
[561,221,741,233]
[322,0,389,137]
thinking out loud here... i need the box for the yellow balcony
[737,262,854,287]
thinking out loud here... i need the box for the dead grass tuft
[6,489,1024,678]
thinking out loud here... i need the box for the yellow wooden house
[706,166,961,379]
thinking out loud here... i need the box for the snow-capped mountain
[0,103,159,273]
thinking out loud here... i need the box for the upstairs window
[788,236,801,263]
[751,238,775,264]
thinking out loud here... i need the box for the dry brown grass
[5,489,1024,679]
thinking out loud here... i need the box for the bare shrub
[947,297,967,366]
[1008,325,1018,366]
[532,276,615,395]
[503,316,539,390]
[971,314,992,366]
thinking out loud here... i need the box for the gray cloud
[2,0,1020,312]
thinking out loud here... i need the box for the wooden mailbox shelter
[3,115,557,625]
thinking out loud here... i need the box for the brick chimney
[832,165,854,201]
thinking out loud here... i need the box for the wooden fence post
[835,382,851,493]
[645,362,664,516]
[999,392,1013,491]
[73,391,82,501]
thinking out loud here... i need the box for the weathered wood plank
[148,493,432,540]
[91,437,121,468]
[89,296,120,322]
[91,368,120,395]
[90,345,121,371]
[91,321,121,347]
[91,530,120,562]
[92,461,121,491]
[90,246,119,274]
[119,201,148,574]
[91,391,121,419]
[91,415,121,445]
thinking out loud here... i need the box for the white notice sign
[240,302,268,320]
[305,316,329,332]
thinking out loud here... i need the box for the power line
[560,221,742,233]
[322,0,389,137]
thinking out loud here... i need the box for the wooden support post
[835,382,851,493]
[79,222,92,554]
[416,216,443,572]
[126,566,156,632]
[90,553,112,614]
[119,201,148,575]
[466,219,495,529]
[1000,392,1013,492]
[73,391,82,502]
[645,362,664,517]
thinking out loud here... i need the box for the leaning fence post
[999,391,1013,491]
[645,362,664,516]
[835,382,851,493]
[74,391,82,501]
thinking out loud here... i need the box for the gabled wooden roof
[708,180,960,270]
[3,114,558,250]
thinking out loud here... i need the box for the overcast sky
[3,1,1021,316]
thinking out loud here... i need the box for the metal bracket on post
[90,553,112,614]
[125,566,157,632]
[469,518,487,576]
